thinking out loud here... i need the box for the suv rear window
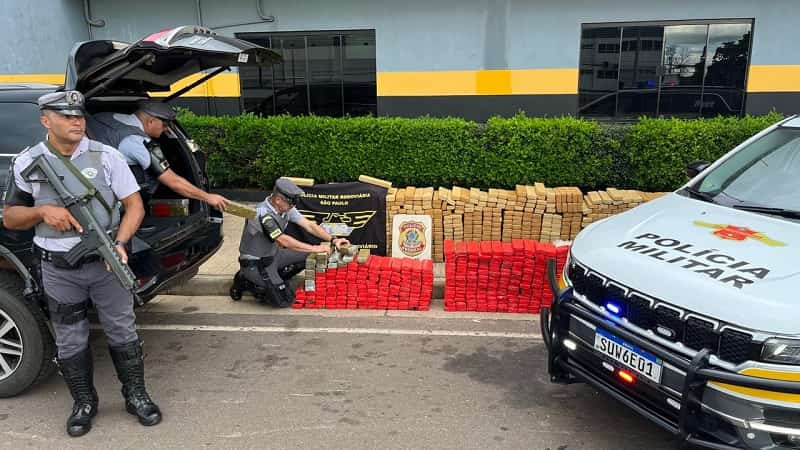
[0,102,45,193]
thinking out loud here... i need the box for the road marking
[219,425,337,438]
[94,323,541,339]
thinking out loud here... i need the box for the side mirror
[686,160,711,178]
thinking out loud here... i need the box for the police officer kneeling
[2,91,161,437]
[231,178,350,306]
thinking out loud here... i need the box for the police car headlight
[762,338,800,365]
[558,251,573,290]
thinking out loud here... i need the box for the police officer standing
[87,100,229,210]
[232,178,350,307]
[2,91,161,437]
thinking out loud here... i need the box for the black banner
[286,182,387,255]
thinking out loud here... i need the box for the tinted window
[659,25,707,117]
[578,20,752,119]
[342,32,377,117]
[272,35,309,115]
[237,30,377,118]
[617,26,663,118]
[0,102,44,191]
[578,27,620,117]
[702,24,751,117]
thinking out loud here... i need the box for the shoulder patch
[260,214,283,241]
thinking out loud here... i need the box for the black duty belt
[37,246,102,270]
[239,257,274,269]
[239,259,260,268]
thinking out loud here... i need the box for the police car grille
[718,329,753,364]
[654,306,683,342]
[627,294,656,330]
[569,261,757,365]
[684,317,719,351]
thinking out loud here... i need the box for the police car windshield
[694,127,800,219]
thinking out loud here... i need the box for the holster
[48,297,90,325]
[38,246,102,270]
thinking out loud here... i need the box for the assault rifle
[21,154,140,303]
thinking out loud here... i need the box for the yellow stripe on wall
[747,65,800,92]
[3,65,800,98]
[0,72,240,98]
[149,72,241,98]
[0,74,65,85]
[377,69,579,96]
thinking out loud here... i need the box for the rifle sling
[44,141,113,215]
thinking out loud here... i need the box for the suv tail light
[150,199,189,217]
[161,251,187,269]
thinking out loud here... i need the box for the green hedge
[178,111,783,192]
[622,114,783,191]
[480,116,620,190]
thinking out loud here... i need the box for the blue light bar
[605,302,621,315]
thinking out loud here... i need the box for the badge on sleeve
[261,214,283,241]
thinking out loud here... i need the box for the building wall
[1,0,798,118]
[0,0,88,79]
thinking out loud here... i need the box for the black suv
[0,26,279,397]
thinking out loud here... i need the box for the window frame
[235,29,377,118]
[578,18,755,119]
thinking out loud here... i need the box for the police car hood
[65,25,281,96]
[572,193,800,334]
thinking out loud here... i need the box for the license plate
[594,328,663,383]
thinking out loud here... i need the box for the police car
[543,116,800,449]
[0,26,280,397]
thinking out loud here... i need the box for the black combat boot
[109,341,162,426]
[229,270,244,301]
[58,347,99,437]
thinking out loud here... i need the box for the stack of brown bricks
[385,183,665,262]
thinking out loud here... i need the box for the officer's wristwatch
[114,239,129,250]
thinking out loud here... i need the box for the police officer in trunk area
[2,91,161,437]
[87,100,229,210]
[231,178,350,307]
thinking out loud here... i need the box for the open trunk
[67,26,280,296]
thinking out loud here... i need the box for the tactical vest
[239,201,288,258]
[26,140,120,239]
[86,112,148,150]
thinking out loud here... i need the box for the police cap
[37,90,85,116]
[137,100,176,121]
[274,177,304,202]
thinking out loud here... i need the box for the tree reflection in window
[578,21,752,119]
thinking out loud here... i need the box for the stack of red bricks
[443,239,569,313]
[293,256,433,310]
